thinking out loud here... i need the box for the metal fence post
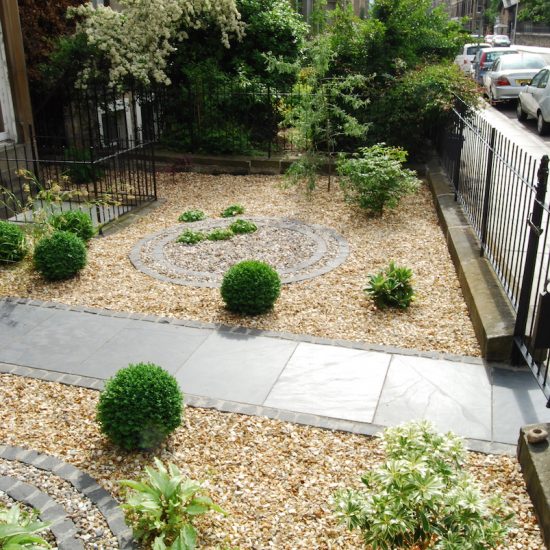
[512,155,549,365]
[480,127,496,257]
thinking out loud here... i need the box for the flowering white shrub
[70,0,244,88]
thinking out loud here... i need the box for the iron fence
[438,99,550,405]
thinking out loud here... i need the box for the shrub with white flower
[69,0,244,88]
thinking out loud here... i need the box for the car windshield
[486,50,517,62]
[499,55,545,70]
[494,35,509,40]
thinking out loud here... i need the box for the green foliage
[206,228,234,241]
[0,503,51,549]
[229,219,257,234]
[518,0,550,25]
[63,147,104,185]
[366,63,480,155]
[178,210,206,223]
[33,231,87,281]
[221,204,245,218]
[364,262,415,309]
[121,457,225,550]
[0,221,28,264]
[97,363,183,451]
[337,144,420,216]
[334,420,513,550]
[176,230,206,245]
[221,260,281,315]
[49,210,95,242]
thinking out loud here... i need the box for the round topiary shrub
[97,362,184,450]
[33,230,87,281]
[0,220,27,263]
[49,210,95,242]
[221,260,281,315]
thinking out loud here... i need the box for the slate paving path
[2,296,550,454]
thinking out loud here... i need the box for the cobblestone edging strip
[0,445,136,550]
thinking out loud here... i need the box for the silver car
[471,47,518,85]
[484,53,546,103]
[517,65,550,135]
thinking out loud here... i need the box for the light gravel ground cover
[0,374,544,549]
[0,172,480,356]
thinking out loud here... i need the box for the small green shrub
[337,144,421,216]
[364,261,415,309]
[334,420,513,550]
[221,260,281,315]
[0,220,27,263]
[221,204,245,218]
[120,457,225,549]
[229,219,257,234]
[178,209,206,223]
[63,146,104,184]
[207,228,234,241]
[97,362,183,451]
[176,229,206,245]
[0,503,51,549]
[33,231,87,281]
[49,210,95,242]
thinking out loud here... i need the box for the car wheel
[537,112,550,136]
[488,89,497,106]
[516,100,527,122]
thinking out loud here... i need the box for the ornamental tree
[69,0,245,88]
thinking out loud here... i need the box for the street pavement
[1,297,550,453]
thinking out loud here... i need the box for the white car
[517,65,550,135]
[454,43,491,74]
[484,53,546,103]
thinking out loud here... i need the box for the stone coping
[0,445,136,549]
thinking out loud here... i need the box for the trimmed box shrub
[221,260,281,315]
[97,362,184,451]
[33,230,87,280]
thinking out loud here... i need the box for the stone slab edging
[0,445,136,550]
[425,158,516,362]
[0,476,83,550]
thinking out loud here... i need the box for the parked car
[484,34,494,44]
[483,53,546,103]
[491,34,511,47]
[454,43,491,74]
[517,65,550,135]
[471,47,519,85]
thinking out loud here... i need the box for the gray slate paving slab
[374,354,492,440]
[492,368,550,444]
[78,324,211,377]
[264,342,390,422]
[0,303,56,347]
[175,331,298,404]
[0,310,131,373]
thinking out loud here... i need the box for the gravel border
[0,445,135,549]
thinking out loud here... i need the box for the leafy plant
[176,230,206,245]
[334,420,513,550]
[0,503,51,549]
[49,210,95,242]
[229,219,257,234]
[206,228,234,241]
[220,204,245,218]
[63,147,104,185]
[120,457,225,549]
[33,230,87,281]
[364,261,415,309]
[337,144,420,216]
[0,221,28,264]
[178,209,206,223]
[221,260,281,315]
[97,362,183,451]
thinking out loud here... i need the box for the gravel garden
[0,171,546,548]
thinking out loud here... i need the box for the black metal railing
[438,99,550,404]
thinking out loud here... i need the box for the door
[523,69,548,117]
[0,19,16,142]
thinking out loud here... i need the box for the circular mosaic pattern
[129,217,349,288]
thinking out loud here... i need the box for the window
[0,20,16,142]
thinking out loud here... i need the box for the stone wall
[516,33,550,48]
